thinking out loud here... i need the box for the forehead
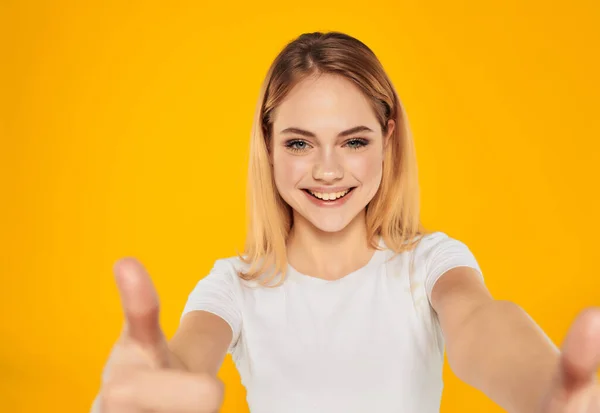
[272,74,380,133]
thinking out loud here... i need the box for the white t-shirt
[181,231,483,413]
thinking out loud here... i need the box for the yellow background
[1,1,599,412]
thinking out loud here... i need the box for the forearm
[168,311,232,377]
[168,331,227,376]
[448,300,560,413]
[168,347,191,371]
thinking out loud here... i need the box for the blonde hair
[239,32,431,285]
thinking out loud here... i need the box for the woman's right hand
[92,258,224,413]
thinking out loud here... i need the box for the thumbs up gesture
[92,258,224,413]
[540,308,600,412]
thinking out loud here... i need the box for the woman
[93,32,600,413]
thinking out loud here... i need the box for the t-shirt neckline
[286,237,388,285]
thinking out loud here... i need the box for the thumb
[113,257,163,348]
[559,307,600,393]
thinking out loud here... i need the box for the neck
[286,209,378,280]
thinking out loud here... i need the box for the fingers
[101,370,223,413]
[560,307,600,392]
[113,257,162,347]
[564,385,600,413]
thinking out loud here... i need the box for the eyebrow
[279,125,374,138]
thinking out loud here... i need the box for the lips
[305,188,352,201]
[302,187,356,204]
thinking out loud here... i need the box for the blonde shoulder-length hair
[238,31,433,285]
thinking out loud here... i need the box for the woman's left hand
[540,308,600,412]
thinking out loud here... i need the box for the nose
[312,149,343,183]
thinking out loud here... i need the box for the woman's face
[271,73,394,233]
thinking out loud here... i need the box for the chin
[313,221,350,233]
[305,213,355,233]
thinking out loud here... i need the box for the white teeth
[308,189,351,201]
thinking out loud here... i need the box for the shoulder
[379,230,449,269]
[414,230,466,252]
[182,255,253,320]
[399,231,483,300]
[202,255,267,289]
[209,255,247,278]
[411,231,480,270]
[385,231,471,266]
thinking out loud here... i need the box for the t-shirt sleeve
[181,259,242,352]
[422,232,484,304]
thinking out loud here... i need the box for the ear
[384,119,395,150]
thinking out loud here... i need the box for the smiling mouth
[303,188,355,201]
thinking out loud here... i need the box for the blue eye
[285,140,311,152]
[345,138,369,149]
